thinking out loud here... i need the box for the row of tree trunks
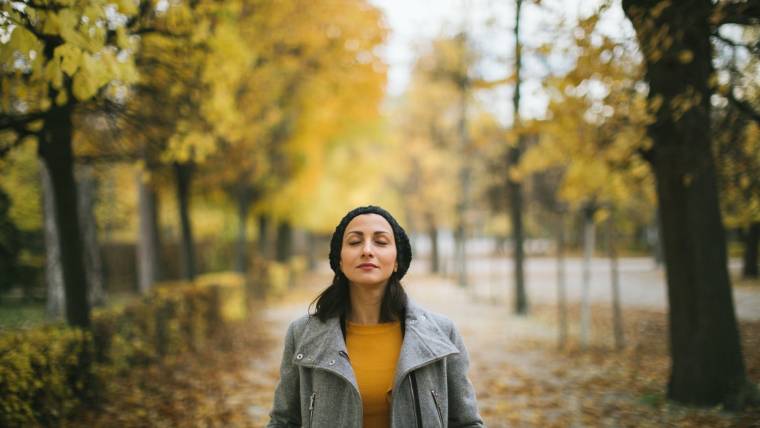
[556,207,626,351]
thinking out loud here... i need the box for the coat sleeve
[266,321,301,427]
[447,322,485,428]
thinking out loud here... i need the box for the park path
[233,259,760,427]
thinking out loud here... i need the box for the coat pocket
[431,389,444,427]
[308,392,317,428]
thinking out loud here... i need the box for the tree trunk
[41,159,65,320]
[580,204,595,350]
[455,32,471,289]
[426,212,440,274]
[235,186,253,273]
[136,169,162,294]
[742,222,759,279]
[258,214,271,260]
[174,162,196,281]
[275,220,292,263]
[38,105,90,327]
[607,213,625,350]
[652,207,664,267]
[556,211,568,349]
[306,231,317,271]
[623,0,748,408]
[76,165,105,307]
[454,218,467,286]
[508,0,528,315]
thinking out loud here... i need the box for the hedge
[0,273,247,427]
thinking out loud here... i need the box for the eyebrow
[345,231,392,237]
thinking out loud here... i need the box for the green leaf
[72,54,101,101]
[7,27,40,57]
[44,60,64,89]
[53,44,82,76]
[42,11,61,35]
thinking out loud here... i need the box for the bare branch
[713,0,760,26]
[23,0,65,12]
[0,110,48,131]
[0,127,36,158]
[712,31,760,55]
[75,152,141,164]
[726,88,760,125]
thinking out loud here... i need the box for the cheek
[383,249,398,265]
[340,246,359,263]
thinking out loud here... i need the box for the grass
[0,300,47,330]
[0,290,146,330]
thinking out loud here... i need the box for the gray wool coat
[266,299,485,428]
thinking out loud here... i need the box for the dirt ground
[75,259,760,427]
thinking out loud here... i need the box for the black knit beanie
[329,205,413,280]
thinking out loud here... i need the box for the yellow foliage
[521,5,655,217]
[0,0,142,125]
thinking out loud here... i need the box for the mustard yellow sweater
[346,321,402,428]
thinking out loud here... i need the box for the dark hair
[310,205,412,323]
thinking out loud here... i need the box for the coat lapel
[393,300,460,390]
[292,315,359,391]
[291,299,459,393]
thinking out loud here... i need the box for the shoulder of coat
[288,313,314,335]
[411,303,455,334]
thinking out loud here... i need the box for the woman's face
[339,213,398,289]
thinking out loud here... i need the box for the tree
[0,0,147,327]
[519,6,654,350]
[392,35,463,275]
[0,187,21,292]
[622,0,754,408]
[712,25,760,280]
[418,32,480,287]
[509,0,528,315]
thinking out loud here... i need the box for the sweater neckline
[346,320,401,335]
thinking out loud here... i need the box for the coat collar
[292,299,460,392]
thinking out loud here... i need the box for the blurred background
[0,0,759,426]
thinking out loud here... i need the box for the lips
[357,263,378,269]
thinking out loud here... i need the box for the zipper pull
[309,392,316,410]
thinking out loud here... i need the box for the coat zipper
[431,389,444,427]
[308,392,316,428]
[410,372,423,428]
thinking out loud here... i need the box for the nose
[361,240,374,256]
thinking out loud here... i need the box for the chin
[349,277,391,289]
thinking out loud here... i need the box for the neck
[347,281,387,324]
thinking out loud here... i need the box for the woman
[267,205,484,428]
